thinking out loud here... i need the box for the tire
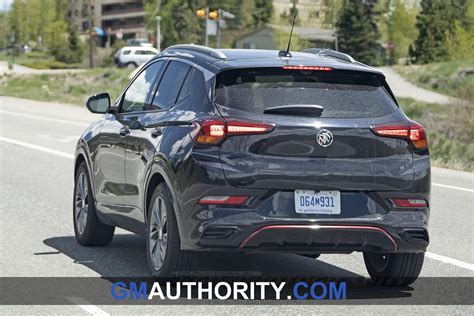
[363,252,425,286]
[73,162,115,246]
[146,183,193,277]
[126,62,137,68]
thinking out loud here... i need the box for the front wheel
[146,183,193,277]
[363,252,424,286]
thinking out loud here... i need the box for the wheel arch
[143,162,182,225]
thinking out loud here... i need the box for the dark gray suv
[74,45,430,285]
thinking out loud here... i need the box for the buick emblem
[316,129,333,147]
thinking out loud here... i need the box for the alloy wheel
[149,196,168,271]
[74,171,89,235]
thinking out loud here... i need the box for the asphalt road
[0,96,473,314]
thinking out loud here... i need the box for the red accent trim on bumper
[239,225,398,252]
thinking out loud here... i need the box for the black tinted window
[121,61,163,113]
[215,68,398,118]
[151,61,190,110]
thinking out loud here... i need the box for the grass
[399,97,474,172]
[393,59,474,99]
[0,68,132,105]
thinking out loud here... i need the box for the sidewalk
[375,66,454,104]
[0,61,85,75]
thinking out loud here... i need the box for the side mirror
[86,93,110,114]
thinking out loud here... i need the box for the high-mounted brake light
[391,199,428,208]
[195,118,274,145]
[199,196,248,205]
[371,122,428,150]
[283,65,333,71]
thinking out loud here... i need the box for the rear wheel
[146,183,193,277]
[363,252,424,286]
[73,162,115,246]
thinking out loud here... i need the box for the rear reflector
[391,199,428,208]
[199,196,248,205]
[283,65,333,71]
[195,118,274,145]
[371,122,428,150]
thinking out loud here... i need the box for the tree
[385,0,418,64]
[445,0,474,60]
[336,0,381,65]
[66,24,83,64]
[160,0,203,48]
[410,0,468,63]
[252,0,273,27]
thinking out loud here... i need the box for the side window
[150,61,190,110]
[120,61,163,113]
[122,50,131,55]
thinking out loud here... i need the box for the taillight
[283,65,333,71]
[195,118,274,145]
[371,122,428,150]
[199,196,248,205]
[391,199,428,208]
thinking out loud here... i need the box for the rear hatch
[214,66,414,191]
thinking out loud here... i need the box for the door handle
[150,127,162,138]
[119,126,130,137]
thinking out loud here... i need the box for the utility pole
[204,7,209,47]
[216,9,221,48]
[333,2,338,51]
[156,16,161,51]
[88,0,94,69]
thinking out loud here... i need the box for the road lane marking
[67,297,110,316]
[426,252,474,271]
[0,136,74,159]
[0,109,90,127]
[432,183,473,193]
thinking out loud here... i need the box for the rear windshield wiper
[263,104,324,117]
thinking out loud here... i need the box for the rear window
[215,68,398,118]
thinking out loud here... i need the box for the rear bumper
[190,213,429,254]
[239,224,398,252]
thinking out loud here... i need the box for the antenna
[279,15,296,58]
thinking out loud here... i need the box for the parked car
[126,38,154,47]
[75,45,430,285]
[113,46,158,68]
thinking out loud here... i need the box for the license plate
[294,190,341,214]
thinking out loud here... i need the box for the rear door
[214,67,414,192]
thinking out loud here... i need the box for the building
[235,24,334,50]
[273,0,327,28]
[67,0,149,41]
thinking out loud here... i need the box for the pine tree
[66,24,83,64]
[252,0,273,27]
[160,0,203,47]
[410,0,467,63]
[336,0,381,65]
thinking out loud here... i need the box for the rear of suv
[75,45,430,285]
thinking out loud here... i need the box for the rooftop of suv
[155,45,383,75]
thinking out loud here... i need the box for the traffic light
[196,9,206,18]
[208,10,219,20]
